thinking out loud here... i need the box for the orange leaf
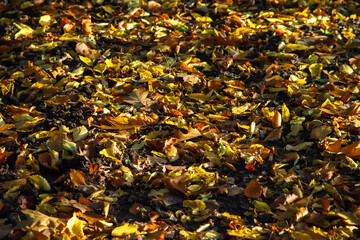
[7,105,30,115]
[245,164,256,172]
[326,139,360,158]
[341,141,360,157]
[0,124,14,134]
[244,179,262,198]
[326,139,342,153]
[0,150,7,164]
[78,197,92,205]
[89,162,99,175]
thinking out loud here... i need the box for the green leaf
[29,175,51,191]
[63,139,77,152]
[254,201,272,214]
[102,5,115,14]
[131,141,145,150]
[285,142,314,151]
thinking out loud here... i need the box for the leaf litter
[0,0,360,239]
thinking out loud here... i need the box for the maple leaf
[123,91,154,107]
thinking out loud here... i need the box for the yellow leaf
[94,63,106,73]
[99,141,121,161]
[195,16,212,23]
[79,55,93,66]
[309,63,323,77]
[222,212,243,222]
[183,200,206,214]
[39,15,51,26]
[186,93,208,102]
[282,103,290,122]
[14,23,33,39]
[164,145,179,162]
[67,213,85,237]
[102,5,114,14]
[112,223,142,237]
[72,126,88,142]
[285,43,314,52]
[340,64,353,74]
[232,105,249,115]
[227,227,264,239]
[165,94,180,103]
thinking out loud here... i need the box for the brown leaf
[272,111,282,128]
[147,0,161,10]
[123,91,154,108]
[264,128,282,141]
[174,126,202,142]
[310,125,332,139]
[165,173,190,197]
[244,179,262,198]
[75,42,90,56]
[70,169,87,187]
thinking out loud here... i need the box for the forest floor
[1,0,360,239]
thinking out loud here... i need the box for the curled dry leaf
[75,42,90,56]
[272,111,282,128]
[174,126,202,142]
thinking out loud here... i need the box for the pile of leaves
[1,0,360,239]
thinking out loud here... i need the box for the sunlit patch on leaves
[112,223,144,237]
[1,0,360,239]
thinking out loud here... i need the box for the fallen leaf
[70,169,87,187]
[112,223,143,237]
[174,126,202,141]
[123,91,154,107]
[244,179,262,198]
[67,212,85,237]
